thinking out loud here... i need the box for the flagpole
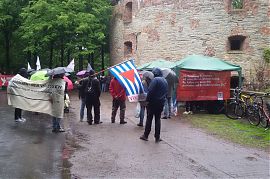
[92,59,135,77]
[76,58,139,82]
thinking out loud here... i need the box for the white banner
[7,74,66,118]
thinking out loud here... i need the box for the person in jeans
[51,74,66,133]
[137,76,151,127]
[76,77,87,122]
[109,77,127,124]
[140,68,168,143]
[162,78,174,119]
[14,68,28,123]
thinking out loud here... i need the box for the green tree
[20,0,112,70]
[0,0,29,72]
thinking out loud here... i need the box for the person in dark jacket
[76,77,87,122]
[109,77,127,124]
[140,68,168,142]
[84,70,102,125]
[14,68,29,123]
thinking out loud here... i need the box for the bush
[263,48,270,63]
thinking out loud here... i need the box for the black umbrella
[140,70,154,80]
[47,67,73,76]
[161,68,178,83]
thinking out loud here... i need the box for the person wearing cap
[140,67,168,143]
[84,70,102,125]
[14,68,28,123]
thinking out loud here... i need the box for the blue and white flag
[109,59,143,102]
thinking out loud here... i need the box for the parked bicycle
[225,87,255,120]
[250,93,270,128]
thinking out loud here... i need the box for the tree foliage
[232,0,243,9]
[0,0,112,73]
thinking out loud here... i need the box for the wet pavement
[0,90,64,179]
[67,92,270,179]
[0,90,269,179]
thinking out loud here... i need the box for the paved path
[66,92,270,179]
[0,91,64,179]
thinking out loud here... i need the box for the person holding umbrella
[47,67,73,133]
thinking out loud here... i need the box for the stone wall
[110,0,270,81]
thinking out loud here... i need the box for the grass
[183,114,270,151]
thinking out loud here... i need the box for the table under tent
[173,54,242,114]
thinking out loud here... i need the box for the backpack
[85,79,94,95]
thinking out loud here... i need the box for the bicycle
[257,93,270,128]
[225,87,250,119]
[246,93,270,128]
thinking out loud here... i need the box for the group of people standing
[76,67,168,143]
[13,66,170,142]
[76,69,128,125]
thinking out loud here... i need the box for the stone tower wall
[110,0,270,80]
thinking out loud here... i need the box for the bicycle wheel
[247,106,260,126]
[225,102,244,119]
[259,110,269,128]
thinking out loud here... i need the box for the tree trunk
[4,31,11,73]
[91,53,94,70]
[67,48,71,65]
[101,45,105,75]
[60,38,64,66]
[49,42,54,69]
[79,46,83,70]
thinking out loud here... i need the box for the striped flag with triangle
[109,59,143,102]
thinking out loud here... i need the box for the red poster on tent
[177,70,230,101]
[0,75,14,87]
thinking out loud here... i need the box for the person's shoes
[80,118,83,122]
[58,128,65,132]
[183,111,189,115]
[87,121,93,125]
[15,118,26,123]
[162,116,168,119]
[52,129,58,133]
[94,121,103,124]
[189,111,193,115]
[137,123,143,127]
[111,120,115,123]
[155,138,162,143]
[120,121,127,124]
[140,135,148,141]
[168,116,171,119]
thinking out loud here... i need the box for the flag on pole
[27,62,32,70]
[109,59,143,102]
[67,58,75,71]
[86,63,93,72]
[36,56,41,70]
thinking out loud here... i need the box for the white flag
[86,63,92,72]
[36,56,41,70]
[67,58,75,71]
[27,62,32,70]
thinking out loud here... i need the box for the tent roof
[137,59,175,70]
[174,55,242,71]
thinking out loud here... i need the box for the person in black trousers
[140,68,168,143]
[84,70,102,125]
[14,68,28,123]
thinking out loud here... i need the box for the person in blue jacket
[140,68,168,143]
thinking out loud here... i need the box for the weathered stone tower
[110,0,270,80]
